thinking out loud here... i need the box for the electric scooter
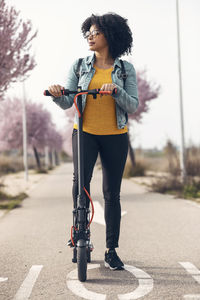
[44,87,117,282]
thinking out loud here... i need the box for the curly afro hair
[81,12,133,60]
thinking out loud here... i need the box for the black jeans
[72,128,128,249]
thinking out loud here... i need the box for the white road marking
[118,264,153,300]
[180,262,200,300]
[67,264,106,299]
[183,295,200,299]
[93,201,105,226]
[66,263,153,300]
[13,265,43,300]
[0,277,8,282]
[93,201,127,226]
[179,262,200,284]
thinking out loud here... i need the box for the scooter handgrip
[43,90,52,96]
[99,88,117,95]
[44,89,71,96]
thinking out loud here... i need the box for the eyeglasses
[84,30,101,39]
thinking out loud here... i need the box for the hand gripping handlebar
[43,87,117,117]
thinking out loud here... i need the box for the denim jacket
[52,52,139,129]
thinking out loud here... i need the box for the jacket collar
[86,52,121,69]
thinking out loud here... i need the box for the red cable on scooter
[73,90,115,117]
[71,188,94,246]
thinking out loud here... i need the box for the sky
[4,0,200,150]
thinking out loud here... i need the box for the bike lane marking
[179,262,200,300]
[183,296,200,299]
[66,263,153,300]
[0,277,8,282]
[67,264,106,300]
[179,262,200,284]
[118,264,153,300]
[93,201,127,226]
[13,265,43,300]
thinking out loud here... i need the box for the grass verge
[150,176,200,203]
[0,191,28,210]
[123,159,148,178]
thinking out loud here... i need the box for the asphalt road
[0,162,200,300]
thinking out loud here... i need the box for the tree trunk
[55,151,59,165]
[33,146,41,170]
[49,151,53,168]
[127,132,136,168]
[52,150,56,167]
[44,146,49,170]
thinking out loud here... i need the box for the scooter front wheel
[77,242,87,282]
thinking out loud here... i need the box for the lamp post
[22,54,29,181]
[176,0,186,183]
[22,79,28,181]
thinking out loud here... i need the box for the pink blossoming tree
[0,97,63,170]
[0,0,37,99]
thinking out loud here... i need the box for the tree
[163,139,179,175]
[0,97,63,170]
[0,0,37,99]
[127,67,161,167]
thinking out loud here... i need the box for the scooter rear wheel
[77,244,87,282]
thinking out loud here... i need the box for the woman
[48,13,139,270]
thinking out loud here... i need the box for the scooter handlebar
[43,88,117,96]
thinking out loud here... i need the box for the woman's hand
[48,84,64,97]
[100,83,117,97]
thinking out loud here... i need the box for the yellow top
[73,64,128,135]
